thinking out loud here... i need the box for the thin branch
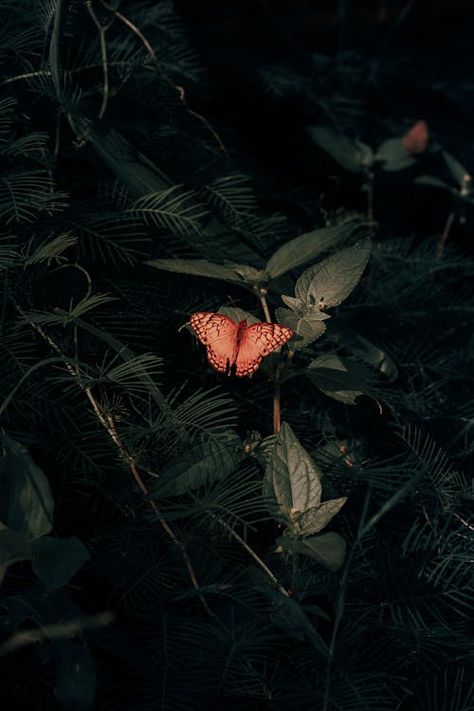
[85,0,110,119]
[107,5,227,155]
[14,303,213,617]
[436,210,456,259]
[216,517,290,598]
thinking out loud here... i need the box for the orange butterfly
[189,312,294,377]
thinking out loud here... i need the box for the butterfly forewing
[235,323,293,377]
[190,312,239,373]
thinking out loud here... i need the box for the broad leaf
[0,433,53,539]
[308,126,373,172]
[295,241,371,309]
[147,258,261,286]
[264,223,351,280]
[306,353,372,404]
[329,322,398,380]
[276,308,327,348]
[442,151,471,187]
[0,525,31,568]
[376,137,416,172]
[264,423,322,522]
[155,432,242,496]
[296,497,347,536]
[31,536,91,590]
[278,532,346,571]
[217,306,259,324]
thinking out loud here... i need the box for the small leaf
[264,224,350,280]
[280,295,305,313]
[31,536,91,590]
[306,353,372,404]
[147,258,261,286]
[0,433,54,539]
[308,126,373,172]
[278,532,346,571]
[0,525,31,567]
[217,306,259,324]
[376,137,416,172]
[295,241,371,309]
[415,175,452,191]
[276,308,327,349]
[442,151,472,189]
[329,322,398,380]
[155,432,242,496]
[264,422,322,522]
[297,497,347,536]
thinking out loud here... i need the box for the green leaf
[0,433,54,539]
[264,423,322,522]
[296,497,347,536]
[275,308,327,349]
[130,186,209,237]
[278,532,346,571]
[217,306,259,324]
[0,525,31,567]
[31,536,91,590]
[306,353,372,404]
[329,322,398,380]
[295,241,371,310]
[155,432,242,496]
[376,137,416,172]
[264,223,350,280]
[147,258,260,286]
[308,126,373,172]
[442,151,471,187]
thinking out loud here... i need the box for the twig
[0,612,114,657]
[436,210,455,259]
[14,303,213,617]
[85,0,110,119]
[216,517,290,598]
[273,378,281,434]
[106,5,227,155]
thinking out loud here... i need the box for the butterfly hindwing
[235,322,293,377]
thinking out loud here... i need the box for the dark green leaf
[329,322,398,380]
[295,241,371,309]
[278,532,346,571]
[147,258,260,285]
[0,525,31,567]
[0,433,53,539]
[296,497,347,536]
[264,422,322,522]
[376,138,416,172]
[308,126,373,172]
[31,536,91,590]
[306,353,372,404]
[275,308,327,349]
[264,223,350,280]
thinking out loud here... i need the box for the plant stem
[86,1,110,119]
[273,378,281,434]
[436,210,455,259]
[15,304,213,617]
[216,517,290,598]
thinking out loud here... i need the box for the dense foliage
[0,2,473,709]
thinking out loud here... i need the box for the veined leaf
[147,258,261,286]
[278,532,346,571]
[295,241,371,309]
[0,433,53,539]
[296,497,347,536]
[329,321,398,380]
[306,353,372,404]
[275,308,327,348]
[264,422,322,523]
[308,126,373,173]
[264,223,352,280]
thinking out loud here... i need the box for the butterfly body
[189,312,293,377]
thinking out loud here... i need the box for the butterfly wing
[235,323,294,377]
[189,312,239,374]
